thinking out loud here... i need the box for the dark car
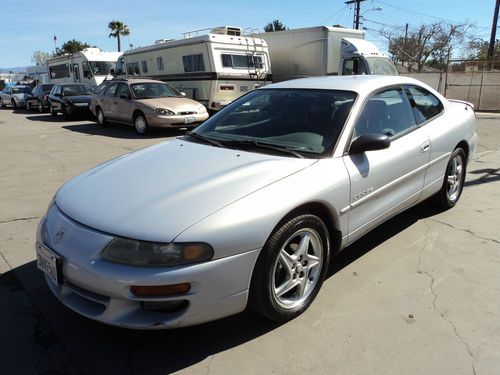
[26,83,54,112]
[48,84,94,119]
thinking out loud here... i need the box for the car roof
[108,78,166,84]
[261,75,430,94]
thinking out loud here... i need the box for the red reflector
[130,283,191,297]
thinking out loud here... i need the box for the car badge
[54,230,65,244]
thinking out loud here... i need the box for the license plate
[36,242,60,284]
[184,116,196,124]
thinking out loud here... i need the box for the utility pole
[345,0,366,30]
[488,0,500,58]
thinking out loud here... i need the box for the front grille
[179,111,196,115]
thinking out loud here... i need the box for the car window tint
[104,83,119,97]
[355,87,416,138]
[405,85,444,124]
[116,83,130,98]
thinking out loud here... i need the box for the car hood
[56,139,316,242]
[136,97,202,112]
[65,95,91,103]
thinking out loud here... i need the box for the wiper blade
[221,139,304,158]
[185,132,224,147]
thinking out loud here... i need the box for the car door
[99,83,119,120]
[343,86,431,243]
[114,83,133,123]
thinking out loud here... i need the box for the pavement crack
[418,221,477,375]
[0,216,40,225]
[429,219,500,245]
[0,252,12,270]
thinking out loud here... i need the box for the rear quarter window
[405,85,444,124]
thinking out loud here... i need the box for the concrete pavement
[0,109,499,374]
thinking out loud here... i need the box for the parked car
[48,83,94,118]
[90,78,209,135]
[26,83,54,112]
[0,85,32,108]
[36,75,477,329]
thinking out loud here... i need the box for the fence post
[478,60,485,111]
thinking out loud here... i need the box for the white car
[36,75,477,329]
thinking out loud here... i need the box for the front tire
[134,113,148,135]
[249,214,330,322]
[38,100,44,113]
[11,100,17,109]
[431,147,466,209]
[96,107,106,127]
[0,99,4,109]
[50,103,57,116]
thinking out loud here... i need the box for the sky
[0,0,495,68]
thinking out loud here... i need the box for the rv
[258,26,397,82]
[46,48,122,87]
[116,26,272,111]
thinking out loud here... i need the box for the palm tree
[108,20,130,52]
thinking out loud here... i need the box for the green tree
[108,20,130,52]
[31,51,52,65]
[55,39,90,56]
[264,19,288,32]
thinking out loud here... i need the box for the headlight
[155,108,175,116]
[197,105,207,113]
[101,238,214,266]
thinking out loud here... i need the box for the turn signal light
[130,283,191,297]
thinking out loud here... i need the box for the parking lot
[0,108,499,375]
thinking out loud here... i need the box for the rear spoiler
[448,99,475,111]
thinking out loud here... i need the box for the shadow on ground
[0,201,442,375]
[62,123,188,139]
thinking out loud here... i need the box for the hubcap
[39,102,43,112]
[272,228,323,309]
[135,116,147,133]
[97,110,104,125]
[446,155,464,202]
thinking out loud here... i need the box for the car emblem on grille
[54,230,65,244]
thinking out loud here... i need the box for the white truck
[46,48,122,87]
[258,26,397,82]
[115,26,272,111]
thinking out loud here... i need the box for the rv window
[221,54,264,69]
[157,57,164,71]
[49,64,70,79]
[182,54,205,72]
[141,61,148,73]
[82,61,92,78]
[90,61,115,76]
[127,62,140,76]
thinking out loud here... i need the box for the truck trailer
[258,26,397,82]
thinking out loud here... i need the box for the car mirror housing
[349,133,390,154]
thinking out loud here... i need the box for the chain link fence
[404,59,500,112]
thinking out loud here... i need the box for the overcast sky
[0,0,495,67]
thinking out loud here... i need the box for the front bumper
[146,112,209,128]
[37,205,260,329]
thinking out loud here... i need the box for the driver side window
[354,87,416,139]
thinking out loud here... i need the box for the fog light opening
[130,283,191,297]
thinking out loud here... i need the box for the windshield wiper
[221,139,304,158]
[185,132,224,147]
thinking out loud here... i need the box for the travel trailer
[46,48,122,87]
[116,26,272,111]
[258,26,397,82]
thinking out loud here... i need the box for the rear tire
[0,99,4,109]
[50,103,57,116]
[249,214,330,322]
[134,113,148,135]
[431,148,466,209]
[11,100,17,109]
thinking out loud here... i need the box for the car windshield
[62,84,93,96]
[131,82,180,99]
[41,84,54,93]
[12,86,32,94]
[89,61,114,76]
[365,57,398,75]
[192,89,357,157]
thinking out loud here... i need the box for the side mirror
[349,133,390,154]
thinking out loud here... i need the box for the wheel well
[275,202,342,254]
[456,141,469,161]
[133,109,145,121]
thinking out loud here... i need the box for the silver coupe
[36,75,477,329]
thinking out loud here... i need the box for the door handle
[420,142,430,153]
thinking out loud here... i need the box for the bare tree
[381,22,471,72]
[31,51,52,65]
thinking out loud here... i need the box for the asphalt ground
[0,108,499,375]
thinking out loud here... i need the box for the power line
[374,0,463,24]
[320,5,349,25]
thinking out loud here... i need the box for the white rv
[46,48,122,87]
[258,26,397,82]
[116,26,272,111]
